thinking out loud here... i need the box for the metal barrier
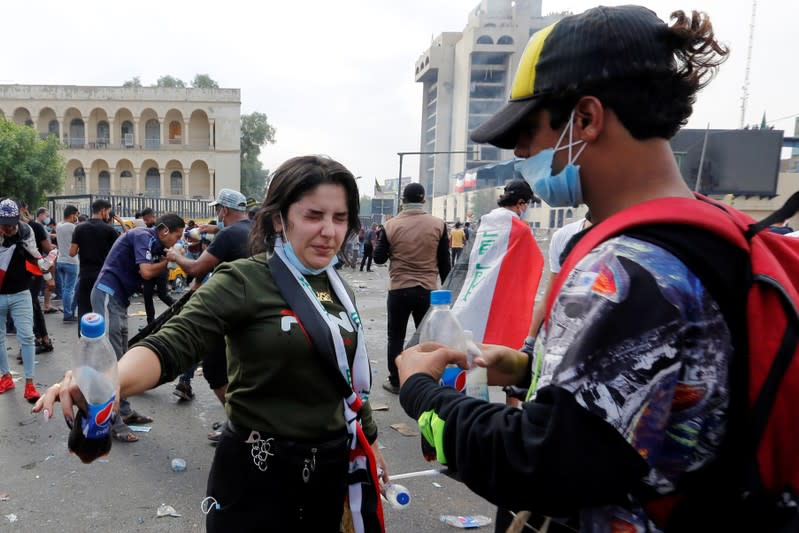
[47,194,215,222]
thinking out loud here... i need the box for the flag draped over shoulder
[452,208,543,346]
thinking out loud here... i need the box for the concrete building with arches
[0,84,240,200]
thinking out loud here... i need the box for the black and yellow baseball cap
[470,5,673,149]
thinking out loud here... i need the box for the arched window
[97,121,109,146]
[476,35,493,44]
[145,119,160,148]
[145,167,160,196]
[168,121,182,144]
[497,35,514,45]
[566,209,573,219]
[70,119,85,148]
[48,120,59,138]
[119,170,133,194]
[121,121,134,147]
[74,167,86,194]
[170,171,183,195]
[98,170,111,194]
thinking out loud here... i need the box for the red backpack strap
[544,194,752,320]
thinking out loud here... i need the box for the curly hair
[544,10,729,140]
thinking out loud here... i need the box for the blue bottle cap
[395,491,410,506]
[80,313,106,338]
[430,290,452,306]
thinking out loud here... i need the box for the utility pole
[740,0,757,128]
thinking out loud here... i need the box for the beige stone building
[0,84,240,200]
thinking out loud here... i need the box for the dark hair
[542,10,728,140]
[63,205,79,218]
[78,214,88,223]
[155,213,185,233]
[36,207,48,217]
[91,198,112,214]
[134,211,142,219]
[454,222,462,228]
[250,155,360,255]
[141,207,155,217]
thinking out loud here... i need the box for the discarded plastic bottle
[440,515,493,528]
[381,483,411,509]
[68,313,118,464]
[171,458,187,472]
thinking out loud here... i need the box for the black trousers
[206,425,349,533]
[28,276,48,340]
[142,270,174,323]
[386,285,431,384]
[77,274,96,323]
[360,244,373,271]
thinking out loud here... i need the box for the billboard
[670,128,783,196]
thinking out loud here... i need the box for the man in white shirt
[55,205,80,322]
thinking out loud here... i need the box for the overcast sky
[2,0,795,195]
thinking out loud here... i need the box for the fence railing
[48,193,215,221]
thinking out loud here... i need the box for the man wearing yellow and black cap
[395,6,747,532]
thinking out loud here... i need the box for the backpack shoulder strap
[544,194,751,318]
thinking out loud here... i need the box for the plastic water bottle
[419,290,468,391]
[417,290,466,461]
[167,242,183,269]
[464,331,489,401]
[381,483,411,509]
[68,313,119,464]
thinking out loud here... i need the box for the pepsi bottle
[68,313,119,464]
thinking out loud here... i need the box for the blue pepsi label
[439,366,467,392]
[81,396,115,439]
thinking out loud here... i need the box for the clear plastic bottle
[381,483,411,509]
[418,290,466,461]
[464,330,489,401]
[68,313,119,464]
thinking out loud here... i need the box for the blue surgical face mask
[216,208,225,230]
[43,217,51,225]
[278,216,338,276]
[515,109,586,207]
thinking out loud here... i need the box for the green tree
[154,75,186,88]
[191,74,220,89]
[239,112,277,200]
[122,76,142,88]
[0,118,64,206]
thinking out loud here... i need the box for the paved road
[0,265,504,532]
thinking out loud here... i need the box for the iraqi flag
[0,244,16,289]
[451,208,543,347]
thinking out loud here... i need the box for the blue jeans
[0,290,36,379]
[57,262,79,319]
[90,286,132,417]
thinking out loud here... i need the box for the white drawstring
[201,496,220,515]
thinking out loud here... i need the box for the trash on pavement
[389,423,418,437]
[371,404,389,411]
[128,425,151,433]
[156,504,181,518]
[5,514,17,523]
[0,493,9,501]
[171,458,187,472]
[440,515,492,528]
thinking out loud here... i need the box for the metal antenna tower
[740,0,758,128]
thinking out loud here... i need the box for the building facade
[414,0,563,201]
[0,85,240,200]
